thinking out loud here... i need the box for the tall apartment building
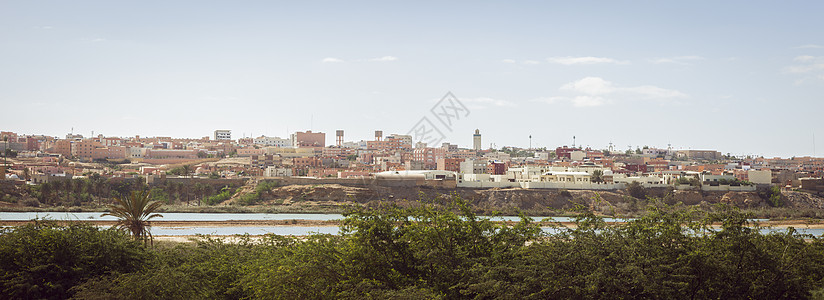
[413,147,446,170]
[214,130,232,141]
[291,131,325,148]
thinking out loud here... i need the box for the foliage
[5,198,824,299]
[626,181,647,199]
[149,187,170,204]
[102,190,163,245]
[767,185,784,207]
[166,165,192,177]
[0,221,148,300]
[676,176,701,187]
[204,186,234,205]
[234,180,279,206]
[591,170,604,183]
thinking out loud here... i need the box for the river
[1,212,813,236]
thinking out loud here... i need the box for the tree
[0,221,149,299]
[626,181,646,199]
[102,190,163,246]
[182,164,192,178]
[591,170,604,183]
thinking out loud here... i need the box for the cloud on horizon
[321,57,344,63]
[795,44,824,49]
[460,97,517,109]
[648,55,705,65]
[369,56,398,62]
[536,77,687,107]
[783,55,824,82]
[546,56,629,65]
[321,56,399,63]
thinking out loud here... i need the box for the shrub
[0,221,149,299]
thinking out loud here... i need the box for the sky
[1,1,823,158]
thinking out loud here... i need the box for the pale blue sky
[1,1,823,157]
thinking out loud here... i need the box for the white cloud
[461,97,516,109]
[649,55,704,65]
[794,55,816,62]
[783,56,824,82]
[546,56,629,65]
[570,96,607,107]
[323,56,398,63]
[541,77,686,107]
[795,44,824,49]
[624,85,687,98]
[561,77,615,95]
[532,95,607,107]
[369,56,398,62]
[501,59,516,64]
[321,57,344,63]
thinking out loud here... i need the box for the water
[0,212,581,222]
[0,212,345,222]
[0,211,803,236]
[151,226,340,236]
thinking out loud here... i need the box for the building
[437,158,464,172]
[367,137,411,151]
[386,134,413,147]
[677,150,721,160]
[291,131,325,148]
[747,169,772,185]
[251,154,279,169]
[487,161,507,175]
[254,136,292,147]
[556,146,581,159]
[473,129,482,151]
[265,166,293,177]
[460,159,487,174]
[214,130,232,141]
[413,147,446,170]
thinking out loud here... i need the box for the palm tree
[102,190,163,246]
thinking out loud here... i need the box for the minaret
[473,129,482,151]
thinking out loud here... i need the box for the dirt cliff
[250,183,824,216]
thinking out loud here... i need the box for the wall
[701,185,757,192]
[520,182,625,190]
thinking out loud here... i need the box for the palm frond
[100,190,163,246]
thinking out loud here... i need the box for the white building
[254,136,292,148]
[459,159,487,174]
[214,130,231,141]
[265,167,293,177]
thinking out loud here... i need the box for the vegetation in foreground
[3,197,824,299]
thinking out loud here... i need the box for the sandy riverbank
[4,219,824,229]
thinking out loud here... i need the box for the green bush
[5,198,824,299]
[0,221,149,299]
[204,187,234,205]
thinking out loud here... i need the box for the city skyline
[2,1,823,158]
